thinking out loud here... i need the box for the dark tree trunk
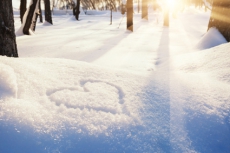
[39,0,43,22]
[44,0,53,24]
[208,0,230,42]
[23,0,39,35]
[75,0,80,20]
[142,0,148,20]
[0,0,18,57]
[127,0,133,31]
[31,0,41,31]
[72,1,76,15]
[109,0,113,24]
[73,7,76,15]
[20,0,27,23]
[32,5,40,31]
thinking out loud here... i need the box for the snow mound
[169,42,230,124]
[196,27,227,50]
[174,43,230,82]
[6,3,230,152]
[16,26,35,36]
[85,10,110,15]
[42,21,53,26]
[66,16,77,21]
[0,63,18,99]
[0,57,142,135]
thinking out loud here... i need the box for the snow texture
[0,2,230,153]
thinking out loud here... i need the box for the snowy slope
[0,2,230,153]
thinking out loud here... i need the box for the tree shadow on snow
[79,31,130,63]
[0,28,172,153]
[128,27,172,152]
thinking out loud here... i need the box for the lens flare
[166,0,176,9]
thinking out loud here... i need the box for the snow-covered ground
[0,2,230,153]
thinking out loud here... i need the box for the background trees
[15,0,230,40]
[20,0,52,35]
[56,0,119,11]
[0,0,18,57]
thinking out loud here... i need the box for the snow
[196,27,228,50]
[0,2,230,153]
[0,64,18,98]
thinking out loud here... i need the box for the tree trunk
[0,0,18,57]
[208,0,230,42]
[110,7,112,24]
[75,0,80,20]
[127,0,133,31]
[31,1,40,31]
[142,0,148,20]
[121,3,125,15]
[39,0,43,22]
[164,9,169,26]
[44,0,53,24]
[20,0,27,23]
[109,0,113,24]
[72,1,76,15]
[73,7,76,15]
[23,0,39,35]
[138,0,140,13]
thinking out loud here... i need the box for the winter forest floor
[0,4,230,153]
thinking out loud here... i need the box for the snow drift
[196,27,228,50]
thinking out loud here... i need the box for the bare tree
[142,0,148,20]
[44,0,53,24]
[31,0,41,31]
[127,0,133,31]
[22,0,40,35]
[39,0,43,22]
[0,0,18,57]
[164,8,169,26]
[20,0,27,23]
[75,0,80,20]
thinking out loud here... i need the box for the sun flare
[166,0,176,8]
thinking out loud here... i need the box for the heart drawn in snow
[46,80,125,114]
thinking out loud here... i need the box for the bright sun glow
[166,0,176,8]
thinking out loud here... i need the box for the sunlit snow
[0,1,230,153]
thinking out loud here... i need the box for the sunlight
[165,0,176,9]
